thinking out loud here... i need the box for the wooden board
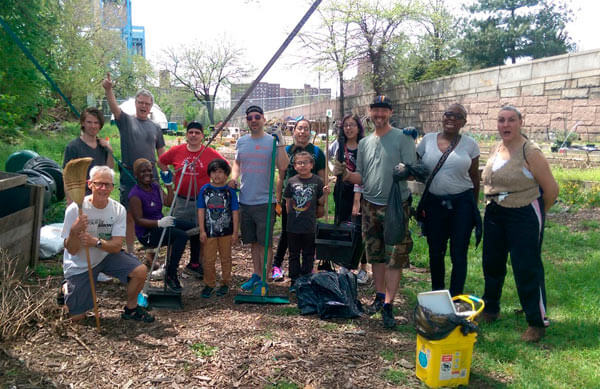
[0,171,27,191]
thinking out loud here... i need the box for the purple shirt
[128,183,163,239]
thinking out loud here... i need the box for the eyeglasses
[91,181,114,189]
[293,160,312,166]
[295,126,310,132]
[135,101,152,106]
[246,114,262,121]
[443,111,465,120]
[343,122,358,129]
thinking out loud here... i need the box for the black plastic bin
[315,221,362,269]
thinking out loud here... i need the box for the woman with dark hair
[328,114,369,283]
[416,103,481,297]
[480,106,558,343]
[128,158,194,292]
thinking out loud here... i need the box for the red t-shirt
[159,144,227,198]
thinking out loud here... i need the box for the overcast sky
[132,0,599,99]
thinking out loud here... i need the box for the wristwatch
[96,239,103,248]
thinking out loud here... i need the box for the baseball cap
[370,95,392,110]
[245,105,264,115]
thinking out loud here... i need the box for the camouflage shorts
[361,199,412,269]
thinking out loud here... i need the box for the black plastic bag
[384,181,405,245]
[296,272,362,319]
[414,304,478,340]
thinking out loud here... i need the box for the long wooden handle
[80,208,100,331]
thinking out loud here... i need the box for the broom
[63,157,100,330]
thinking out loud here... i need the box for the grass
[33,263,63,278]
[189,342,218,358]
[407,217,600,388]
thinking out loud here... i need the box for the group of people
[60,73,558,342]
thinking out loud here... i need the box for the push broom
[63,157,101,330]
[234,137,289,304]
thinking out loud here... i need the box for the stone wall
[262,49,600,142]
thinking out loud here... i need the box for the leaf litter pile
[1,238,498,388]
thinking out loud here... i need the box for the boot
[521,326,545,342]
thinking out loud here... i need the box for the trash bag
[414,303,478,340]
[296,271,362,319]
[384,162,430,245]
[39,223,65,259]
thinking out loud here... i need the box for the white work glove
[271,128,286,146]
[157,216,175,228]
[332,160,348,179]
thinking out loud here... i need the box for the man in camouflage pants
[334,96,416,329]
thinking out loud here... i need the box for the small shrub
[190,342,218,358]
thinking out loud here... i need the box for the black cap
[187,121,204,131]
[245,105,264,115]
[370,95,392,110]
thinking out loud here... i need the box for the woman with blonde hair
[480,106,559,343]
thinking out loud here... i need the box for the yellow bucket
[415,295,484,388]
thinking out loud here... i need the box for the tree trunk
[338,70,345,117]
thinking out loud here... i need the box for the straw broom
[63,157,100,330]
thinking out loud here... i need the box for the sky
[132,0,600,100]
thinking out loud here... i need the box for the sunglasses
[443,111,465,120]
[246,114,262,121]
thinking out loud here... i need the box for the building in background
[230,82,331,116]
[98,0,145,57]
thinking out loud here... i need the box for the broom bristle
[63,157,93,207]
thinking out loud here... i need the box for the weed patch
[189,342,218,358]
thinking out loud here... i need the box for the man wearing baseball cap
[229,105,288,291]
[333,95,416,329]
[158,121,229,278]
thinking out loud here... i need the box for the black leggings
[139,219,194,277]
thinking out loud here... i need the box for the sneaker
[97,272,113,282]
[166,275,182,292]
[382,304,396,329]
[241,274,261,291]
[150,266,165,281]
[356,269,369,285]
[365,295,385,316]
[184,263,203,279]
[272,266,284,282]
[202,286,214,298]
[521,326,545,342]
[216,285,229,296]
[121,306,155,323]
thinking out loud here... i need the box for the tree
[0,0,58,132]
[459,0,575,69]
[297,0,360,115]
[351,0,415,94]
[163,38,253,125]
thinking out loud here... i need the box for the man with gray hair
[102,73,166,253]
[61,165,153,322]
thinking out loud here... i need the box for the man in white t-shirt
[61,165,153,322]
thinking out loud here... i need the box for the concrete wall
[263,49,600,142]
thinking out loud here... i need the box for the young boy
[197,159,239,298]
[283,151,325,290]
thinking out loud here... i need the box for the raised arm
[102,72,122,121]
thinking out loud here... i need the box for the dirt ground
[2,209,597,388]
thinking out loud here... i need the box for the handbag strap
[422,134,461,195]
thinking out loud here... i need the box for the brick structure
[259,49,600,142]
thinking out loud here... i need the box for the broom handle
[142,161,189,289]
[263,137,277,283]
[80,208,101,331]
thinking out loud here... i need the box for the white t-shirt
[61,196,126,278]
[416,133,480,196]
